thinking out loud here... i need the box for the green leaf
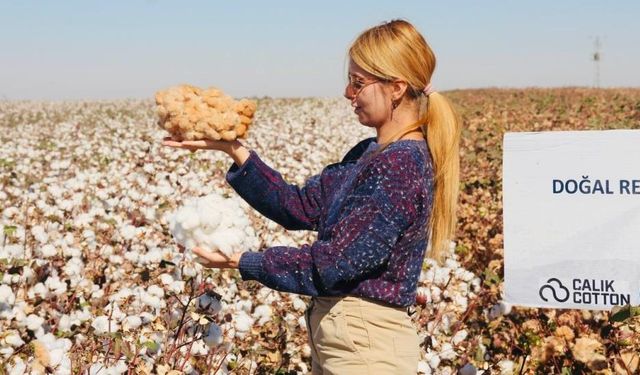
[143,340,160,352]
[474,344,485,364]
[482,266,501,287]
[3,225,17,237]
[610,304,640,322]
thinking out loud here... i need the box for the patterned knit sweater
[226,137,434,307]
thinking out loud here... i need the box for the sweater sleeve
[238,150,421,295]
[226,150,324,231]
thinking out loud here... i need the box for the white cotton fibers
[167,193,258,257]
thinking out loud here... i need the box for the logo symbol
[539,278,570,302]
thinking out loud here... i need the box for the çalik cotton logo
[539,277,631,306]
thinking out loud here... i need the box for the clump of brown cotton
[155,84,256,141]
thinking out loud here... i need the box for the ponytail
[420,92,461,264]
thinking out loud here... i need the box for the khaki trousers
[304,296,419,375]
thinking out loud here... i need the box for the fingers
[162,138,185,148]
[178,246,238,269]
[192,246,229,260]
[161,138,215,152]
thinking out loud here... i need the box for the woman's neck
[376,115,423,144]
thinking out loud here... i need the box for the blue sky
[1,1,638,100]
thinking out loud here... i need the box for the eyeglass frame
[345,74,386,99]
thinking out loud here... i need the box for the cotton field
[2,89,639,374]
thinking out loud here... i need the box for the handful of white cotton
[168,194,259,259]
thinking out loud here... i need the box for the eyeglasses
[345,74,381,99]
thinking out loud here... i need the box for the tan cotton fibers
[155,84,256,141]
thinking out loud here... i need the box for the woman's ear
[390,80,409,101]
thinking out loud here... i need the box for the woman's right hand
[162,137,251,167]
[162,137,238,153]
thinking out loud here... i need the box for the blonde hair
[349,19,461,264]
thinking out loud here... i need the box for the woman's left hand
[191,246,244,269]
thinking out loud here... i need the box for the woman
[164,19,460,375]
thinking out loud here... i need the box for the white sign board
[503,130,640,310]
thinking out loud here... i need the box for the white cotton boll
[235,299,252,313]
[417,361,432,375]
[6,358,26,375]
[38,244,58,257]
[120,224,137,240]
[425,351,441,370]
[498,360,515,375]
[57,315,74,332]
[159,273,173,285]
[198,293,222,315]
[0,345,14,357]
[75,308,93,323]
[0,244,24,259]
[291,296,307,312]
[182,264,197,278]
[142,207,156,221]
[283,313,297,329]
[89,363,106,375]
[124,315,142,330]
[123,251,139,263]
[139,312,154,325]
[27,283,49,299]
[203,322,223,348]
[256,287,280,304]
[453,268,476,282]
[499,301,512,315]
[4,332,24,347]
[190,340,209,356]
[92,315,119,334]
[3,206,20,219]
[91,287,104,299]
[430,287,442,303]
[45,275,67,295]
[439,343,457,361]
[104,303,126,322]
[298,315,307,331]
[168,193,258,257]
[62,246,81,258]
[433,267,451,286]
[112,361,128,374]
[233,310,254,339]
[301,343,312,359]
[452,329,468,345]
[147,285,164,298]
[109,288,134,303]
[488,301,512,320]
[37,333,72,371]
[141,293,163,310]
[63,257,84,281]
[167,280,184,294]
[25,314,45,331]
[143,164,155,174]
[0,284,16,307]
[83,230,97,242]
[31,225,49,244]
[219,281,238,301]
[253,304,272,326]
[140,248,163,265]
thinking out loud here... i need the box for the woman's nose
[344,84,358,101]
[343,86,352,100]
